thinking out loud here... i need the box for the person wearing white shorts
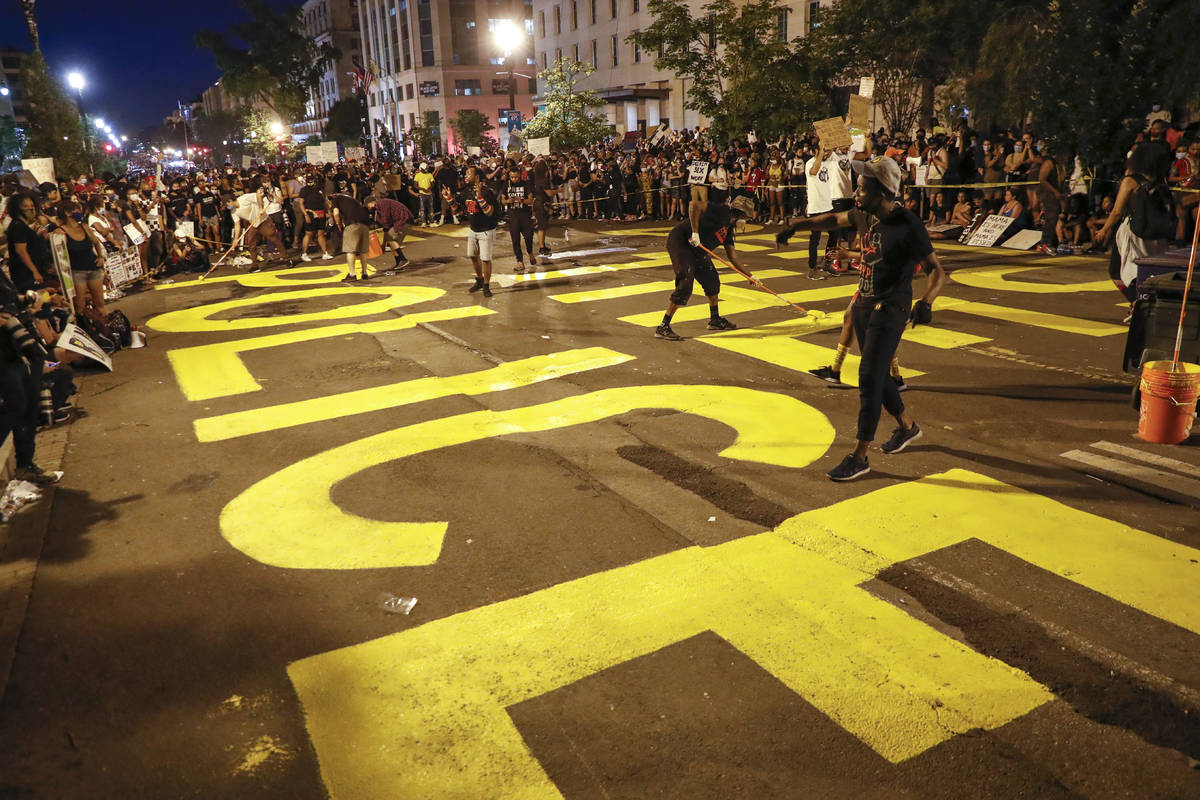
[458,165,500,297]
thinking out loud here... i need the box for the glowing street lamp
[66,71,85,96]
[94,117,105,128]
[492,19,521,120]
[269,121,284,136]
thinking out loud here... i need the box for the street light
[493,19,521,122]
[66,71,85,95]
[93,117,104,128]
[269,121,284,136]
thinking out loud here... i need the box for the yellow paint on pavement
[287,468,1200,799]
[156,264,352,291]
[147,286,444,333]
[950,265,1112,294]
[700,327,925,385]
[194,347,636,442]
[220,385,835,570]
[618,284,858,327]
[168,306,493,401]
[548,269,798,304]
[902,325,991,349]
[941,297,1126,337]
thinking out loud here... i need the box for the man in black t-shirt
[776,156,946,481]
[504,166,537,272]
[655,194,755,340]
[193,178,221,251]
[458,166,499,297]
[330,192,372,281]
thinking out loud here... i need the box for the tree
[242,109,284,159]
[324,98,364,145]
[448,109,495,149]
[0,117,23,171]
[631,0,808,142]
[197,0,339,123]
[19,52,88,177]
[405,112,439,157]
[521,58,613,151]
[194,108,246,151]
[19,0,39,51]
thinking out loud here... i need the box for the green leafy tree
[324,97,365,145]
[241,109,286,159]
[448,109,495,149]
[19,0,39,51]
[19,51,88,177]
[631,0,808,142]
[0,117,23,170]
[522,59,613,151]
[194,108,246,151]
[197,0,340,122]
[405,113,438,157]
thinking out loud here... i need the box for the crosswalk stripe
[549,269,799,304]
[1060,449,1200,508]
[1090,441,1200,479]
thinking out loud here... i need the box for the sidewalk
[0,423,71,705]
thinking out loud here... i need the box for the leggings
[508,209,534,261]
[0,356,42,468]
[851,303,908,442]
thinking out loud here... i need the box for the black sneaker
[892,375,909,392]
[707,316,737,331]
[482,283,493,297]
[809,365,843,385]
[881,423,922,454]
[468,278,485,293]
[15,464,63,486]
[248,264,262,273]
[655,323,683,341]
[395,259,410,270]
[342,274,358,282]
[827,454,870,482]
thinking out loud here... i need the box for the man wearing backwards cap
[776,155,946,481]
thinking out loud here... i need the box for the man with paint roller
[655,194,756,341]
[776,155,946,481]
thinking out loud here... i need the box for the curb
[0,422,72,706]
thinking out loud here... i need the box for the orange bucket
[1138,361,1200,444]
[367,231,384,258]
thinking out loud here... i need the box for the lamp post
[493,20,521,126]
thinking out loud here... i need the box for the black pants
[0,357,42,468]
[851,302,908,442]
[508,209,535,261]
[1039,194,1061,247]
[667,230,720,305]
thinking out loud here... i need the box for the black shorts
[667,229,721,305]
[533,197,550,228]
[306,216,327,234]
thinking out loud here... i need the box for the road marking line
[1090,441,1200,479]
[939,298,1127,337]
[548,269,798,304]
[698,329,924,385]
[194,347,635,442]
[167,306,494,401]
[492,255,673,287]
[220,385,835,570]
[1060,449,1200,507]
[146,286,445,333]
[950,265,1113,294]
[618,284,858,326]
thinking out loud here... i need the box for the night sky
[0,0,297,135]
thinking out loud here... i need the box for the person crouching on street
[365,194,413,271]
[331,190,372,281]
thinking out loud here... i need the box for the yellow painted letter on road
[167,306,494,401]
[154,264,350,291]
[220,385,835,570]
[146,285,444,333]
[282,467,1200,800]
[950,265,1112,294]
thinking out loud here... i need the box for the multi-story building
[0,48,28,124]
[295,0,364,140]
[531,0,829,134]
[357,0,539,155]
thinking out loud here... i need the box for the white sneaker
[321,252,333,260]
[300,253,312,262]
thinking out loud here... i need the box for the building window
[610,0,617,18]
[538,10,545,38]
[573,43,579,62]
[808,0,820,30]
[553,5,561,33]
[418,0,435,66]
[540,51,547,69]
[398,0,413,70]
[570,0,577,29]
[590,0,596,24]
[776,10,787,40]
[555,47,562,63]
[611,35,618,66]
[493,78,512,95]
[633,34,640,63]
[455,79,481,95]
[632,0,638,11]
[407,83,415,99]
[591,40,598,68]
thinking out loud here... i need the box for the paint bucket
[129,330,146,349]
[1137,360,1200,444]
[368,231,384,259]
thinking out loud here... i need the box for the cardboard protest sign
[506,129,524,152]
[345,146,366,161]
[621,130,641,151]
[964,214,1016,247]
[688,161,710,185]
[123,223,146,246]
[104,246,142,287]
[813,117,852,150]
[21,157,55,186]
[57,323,113,371]
[466,146,482,156]
[306,145,322,164]
[526,137,551,156]
[242,155,253,169]
[848,95,871,131]
[1001,229,1042,250]
[175,221,195,240]
[858,76,875,99]
[320,141,340,164]
[648,123,670,147]
[914,164,930,186]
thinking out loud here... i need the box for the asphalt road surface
[1,216,1198,800]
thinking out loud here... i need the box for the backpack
[77,308,119,354]
[1129,175,1174,241]
[106,310,133,349]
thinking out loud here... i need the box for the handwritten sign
[320,141,340,164]
[242,155,253,169]
[688,161,710,185]
[1001,229,1042,250]
[848,95,871,131]
[858,76,875,99]
[21,157,55,186]
[57,323,112,371]
[306,145,322,164]
[526,137,550,156]
[964,214,1016,247]
[466,146,482,156]
[104,246,143,287]
[123,223,146,246]
[813,117,852,150]
[344,146,366,162]
[649,124,670,147]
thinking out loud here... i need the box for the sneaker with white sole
[881,423,922,454]
[706,316,737,331]
[321,252,333,260]
[300,253,312,262]
[827,454,870,481]
[809,365,844,385]
[655,323,683,341]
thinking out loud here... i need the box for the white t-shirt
[828,153,853,200]
[235,192,264,223]
[805,157,834,214]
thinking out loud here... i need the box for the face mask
[70,211,85,222]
